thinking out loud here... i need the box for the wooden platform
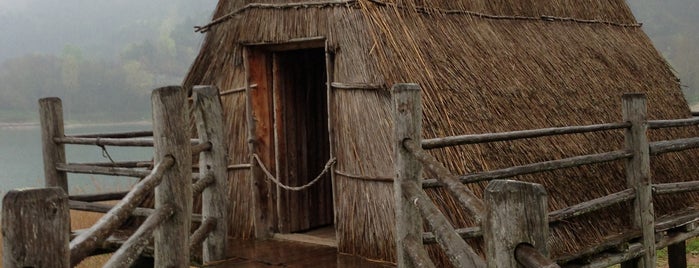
[205,239,395,268]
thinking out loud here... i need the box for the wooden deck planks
[208,239,394,268]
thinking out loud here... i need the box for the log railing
[392,83,699,268]
[3,85,229,267]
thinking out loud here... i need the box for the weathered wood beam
[192,173,215,197]
[421,122,630,150]
[56,163,150,178]
[422,226,481,244]
[403,234,437,268]
[405,139,486,221]
[423,150,632,188]
[515,244,560,268]
[69,156,174,266]
[68,200,203,223]
[189,218,217,249]
[72,131,153,139]
[622,93,655,268]
[653,180,699,195]
[151,86,192,267]
[191,141,213,155]
[649,137,699,156]
[549,189,635,223]
[103,205,174,268]
[219,84,257,96]
[403,182,486,268]
[2,188,70,268]
[69,191,130,202]
[193,84,230,263]
[69,161,153,168]
[647,117,699,129]
[331,82,384,90]
[55,136,200,147]
[40,97,68,191]
[484,180,556,267]
[392,83,425,268]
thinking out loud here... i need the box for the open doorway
[272,48,333,235]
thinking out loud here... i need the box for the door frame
[243,37,336,238]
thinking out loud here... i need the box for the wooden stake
[193,85,230,262]
[2,188,70,268]
[392,83,424,268]
[621,93,655,268]
[483,180,556,268]
[39,98,68,192]
[152,86,192,268]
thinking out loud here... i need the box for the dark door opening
[272,48,333,234]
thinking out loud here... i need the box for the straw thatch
[184,0,699,265]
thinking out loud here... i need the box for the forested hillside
[0,0,217,122]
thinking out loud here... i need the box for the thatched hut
[184,0,699,265]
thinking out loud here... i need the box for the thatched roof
[184,0,699,264]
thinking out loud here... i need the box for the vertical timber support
[152,86,192,267]
[39,98,68,192]
[192,85,229,263]
[667,241,687,268]
[483,180,552,268]
[621,93,655,268]
[2,188,70,268]
[244,47,276,238]
[392,83,424,268]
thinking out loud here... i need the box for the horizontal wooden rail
[103,205,174,268]
[192,142,213,155]
[423,150,632,188]
[219,84,256,96]
[403,234,437,268]
[55,136,200,147]
[515,244,560,268]
[69,191,130,202]
[648,117,699,129]
[189,218,217,249]
[649,137,699,156]
[421,122,630,150]
[57,163,150,178]
[193,173,215,197]
[69,156,174,266]
[548,188,636,223]
[404,139,486,221]
[402,182,486,267]
[69,200,203,223]
[653,181,699,195]
[423,226,482,244]
[72,131,153,139]
[70,161,153,168]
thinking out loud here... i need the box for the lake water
[0,122,153,200]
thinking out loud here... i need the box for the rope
[96,138,116,164]
[252,154,336,191]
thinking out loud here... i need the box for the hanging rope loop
[252,154,336,191]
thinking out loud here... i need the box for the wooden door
[273,48,333,233]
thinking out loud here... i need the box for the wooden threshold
[273,225,337,247]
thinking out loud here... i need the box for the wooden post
[483,180,552,268]
[2,188,70,268]
[621,93,656,268]
[152,86,192,267]
[667,241,687,268]
[39,98,68,192]
[392,83,424,268]
[245,48,276,238]
[192,85,229,263]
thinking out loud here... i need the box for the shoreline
[0,120,151,130]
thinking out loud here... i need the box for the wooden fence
[2,86,229,267]
[393,83,699,268]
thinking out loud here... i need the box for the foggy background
[0,0,697,123]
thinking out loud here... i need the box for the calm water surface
[0,122,153,199]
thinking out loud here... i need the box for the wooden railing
[2,86,229,267]
[392,83,699,268]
